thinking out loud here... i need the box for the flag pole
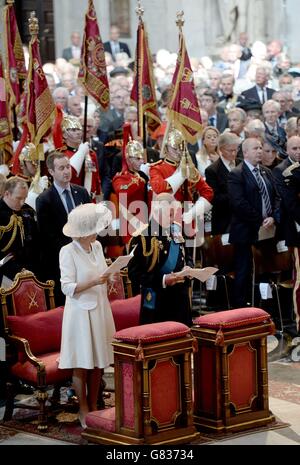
[160,11,185,159]
[135,1,144,142]
[83,94,88,142]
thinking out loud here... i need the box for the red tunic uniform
[149,158,214,204]
[60,146,101,200]
[112,170,148,243]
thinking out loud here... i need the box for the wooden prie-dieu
[192,308,275,434]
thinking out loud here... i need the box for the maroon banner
[26,36,55,147]
[78,0,110,110]
[4,3,26,108]
[167,33,202,144]
[130,21,161,138]
[0,54,13,154]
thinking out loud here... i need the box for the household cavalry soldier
[149,127,214,226]
[17,143,49,210]
[112,138,149,244]
[59,115,101,201]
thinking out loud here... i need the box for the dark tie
[261,88,266,104]
[253,168,272,216]
[63,189,74,214]
[209,116,215,127]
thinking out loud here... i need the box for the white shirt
[220,155,235,172]
[110,41,120,56]
[256,85,268,104]
[71,45,81,60]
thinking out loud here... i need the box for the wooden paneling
[15,0,55,63]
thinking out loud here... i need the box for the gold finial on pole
[176,10,185,32]
[28,11,39,38]
[135,0,144,22]
[6,0,15,5]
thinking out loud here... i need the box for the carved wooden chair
[0,269,72,430]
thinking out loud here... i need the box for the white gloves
[0,164,10,178]
[38,175,49,191]
[182,198,212,224]
[139,163,150,177]
[166,168,186,194]
[25,191,38,210]
[70,142,89,175]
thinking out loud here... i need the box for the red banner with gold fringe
[3,2,26,108]
[130,20,161,138]
[78,0,110,110]
[0,53,13,160]
[167,33,202,144]
[26,36,55,148]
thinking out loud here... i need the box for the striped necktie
[253,168,272,216]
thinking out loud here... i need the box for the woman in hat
[58,203,115,428]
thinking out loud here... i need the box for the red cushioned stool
[192,308,275,434]
[83,322,200,445]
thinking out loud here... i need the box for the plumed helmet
[19,143,38,165]
[61,115,83,132]
[125,139,144,159]
[167,127,184,149]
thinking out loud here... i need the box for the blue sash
[160,240,180,276]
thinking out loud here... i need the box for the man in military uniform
[112,138,149,245]
[0,177,40,291]
[149,128,213,229]
[0,177,39,398]
[59,116,101,201]
[17,144,49,210]
[128,193,194,326]
[280,159,300,335]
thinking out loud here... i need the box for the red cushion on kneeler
[193,307,271,329]
[10,352,72,385]
[110,295,141,331]
[86,407,116,432]
[7,307,64,356]
[114,321,190,344]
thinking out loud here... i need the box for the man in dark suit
[239,67,275,106]
[262,100,287,159]
[273,135,300,241]
[62,31,81,65]
[36,152,91,305]
[228,138,280,308]
[103,25,131,61]
[98,87,128,134]
[199,90,228,134]
[205,132,241,236]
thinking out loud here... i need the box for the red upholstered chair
[0,269,72,431]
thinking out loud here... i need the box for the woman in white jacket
[58,203,115,428]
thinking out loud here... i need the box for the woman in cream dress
[58,203,115,428]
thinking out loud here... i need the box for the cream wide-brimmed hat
[63,203,112,238]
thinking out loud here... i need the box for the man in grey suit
[103,25,131,61]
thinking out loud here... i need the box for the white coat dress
[58,240,115,369]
